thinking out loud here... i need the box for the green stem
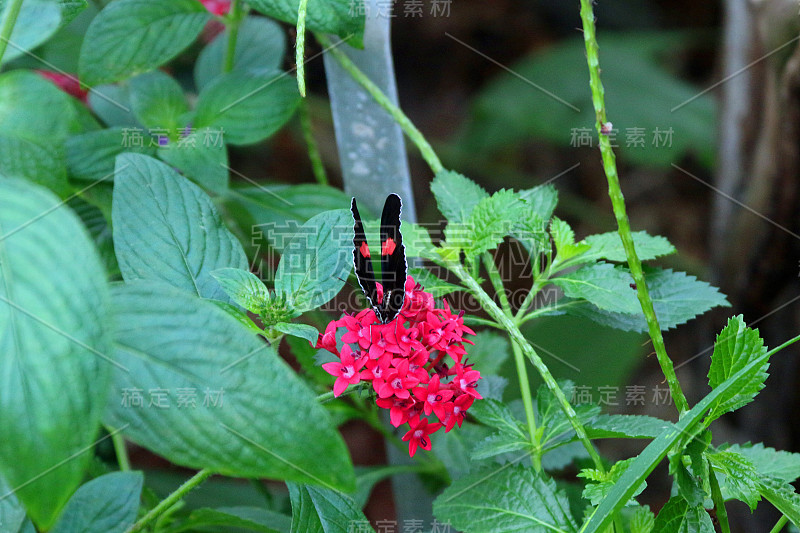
[482,252,512,315]
[511,340,539,468]
[299,98,328,185]
[108,427,131,472]
[316,382,370,403]
[577,0,689,415]
[315,32,444,175]
[125,469,214,533]
[708,463,731,533]
[447,259,604,471]
[0,0,24,67]
[222,0,242,73]
[295,0,310,96]
[769,515,788,533]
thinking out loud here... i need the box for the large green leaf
[194,16,286,90]
[0,134,68,195]
[274,209,353,313]
[727,443,800,483]
[106,283,355,491]
[445,189,526,258]
[0,476,26,533]
[552,262,640,314]
[705,315,768,423]
[582,231,676,263]
[0,0,61,64]
[128,70,188,132]
[87,84,141,128]
[247,0,364,47]
[112,153,247,301]
[651,496,714,532]
[79,0,210,86]
[194,71,300,145]
[211,268,271,313]
[168,506,290,533]
[433,465,578,532]
[157,129,229,194]
[287,483,367,533]
[462,32,715,168]
[0,178,111,529]
[66,128,157,182]
[430,169,489,223]
[50,472,143,533]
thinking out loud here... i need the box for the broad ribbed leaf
[0,134,67,195]
[66,128,156,182]
[273,210,352,312]
[0,0,61,64]
[583,231,676,263]
[287,483,370,533]
[707,450,760,510]
[107,283,355,490]
[728,443,800,483]
[195,16,286,90]
[446,189,526,258]
[519,184,558,221]
[468,399,527,438]
[157,130,229,194]
[247,0,364,47]
[170,507,289,533]
[706,315,768,423]
[471,433,530,461]
[433,465,578,533]
[128,70,188,131]
[211,268,270,313]
[552,262,640,314]
[194,71,300,145]
[79,0,210,86]
[50,472,143,533]
[586,414,671,439]
[652,496,714,532]
[275,323,319,344]
[112,153,247,301]
[87,84,140,128]
[0,178,111,529]
[550,217,590,261]
[431,170,489,223]
[756,476,800,528]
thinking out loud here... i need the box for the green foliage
[552,262,640,314]
[167,506,291,532]
[431,169,489,223]
[579,458,646,506]
[651,496,714,533]
[583,231,676,263]
[211,268,271,313]
[157,129,230,194]
[0,0,62,64]
[433,465,579,533]
[287,483,368,533]
[444,188,526,259]
[65,128,156,182]
[112,153,248,302]
[247,0,365,47]
[79,0,210,86]
[407,266,463,297]
[0,178,111,529]
[50,472,143,533]
[128,70,188,133]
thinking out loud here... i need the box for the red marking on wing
[359,241,371,258]
[381,238,396,256]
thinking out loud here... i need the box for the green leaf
[565,268,729,333]
[707,450,761,510]
[726,443,800,483]
[756,475,800,528]
[68,197,119,277]
[57,0,88,24]
[0,178,111,529]
[273,209,352,313]
[430,169,489,223]
[519,184,558,221]
[581,346,772,533]
[407,267,463,297]
[275,323,319,345]
[168,506,290,533]
[469,399,528,438]
[128,70,188,132]
[431,422,494,480]
[66,128,157,182]
[433,465,578,533]
[579,458,646,506]
[706,315,768,423]
[446,189,526,258]
[550,217,590,261]
[471,432,530,461]
[585,414,671,440]
[157,128,229,194]
[112,153,247,301]
[287,483,368,533]
[106,283,355,490]
[194,71,301,146]
[651,496,714,533]
[0,475,26,533]
[513,185,558,255]
[50,472,143,533]
[0,70,81,144]
[247,0,364,47]
[583,231,676,263]
[79,0,210,86]
[194,16,286,90]
[0,0,61,64]
[552,262,640,314]
[463,331,510,376]
[211,268,271,313]
[0,134,68,195]
[87,84,141,128]
[630,505,655,533]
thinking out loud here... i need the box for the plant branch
[126,469,214,533]
[314,32,444,174]
[769,515,788,533]
[298,98,328,185]
[577,0,689,414]
[0,0,24,67]
[709,463,731,533]
[295,0,310,96]
[222,0,242,73]
[108,426,131,472]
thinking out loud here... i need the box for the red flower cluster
[36,71,88,103]
[200,0,231,15]
[318,277,482,457]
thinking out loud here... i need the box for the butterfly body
[351,194,407,324]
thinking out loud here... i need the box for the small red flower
[200,0,230,15]
[443,394,474,432]
[37,71,88,102]
[413,374,454,420]
[402,416,442,457]
[321,345,366,397]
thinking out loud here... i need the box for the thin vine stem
[769,515,789,533]
[108,427,131,472]
[126,469,214,533]
[222,0,242,73]
[446,259,605,471]
[299,98,329,185]
[314,32,444,175]
[577,0,689,414]
[0,0,24,67]
[708,463,731,533]
[295,0,310,96]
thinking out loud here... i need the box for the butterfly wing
[379,193,407,322]
[351,197,380,312]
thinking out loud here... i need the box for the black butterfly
[350,193,408,324]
